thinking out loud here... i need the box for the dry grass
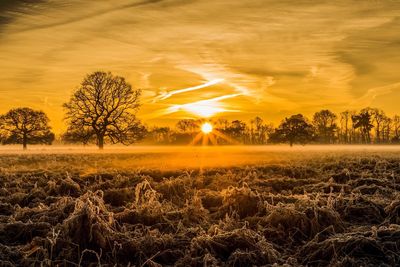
[0,147,399,266]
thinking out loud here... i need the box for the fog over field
[1,145,400,169]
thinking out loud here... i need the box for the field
[1,146,400,266]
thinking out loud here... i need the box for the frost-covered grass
[0,148,400,266]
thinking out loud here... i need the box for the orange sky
[1,0,400,133]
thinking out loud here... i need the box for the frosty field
[0,146,400,266]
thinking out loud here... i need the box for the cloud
[166,93,242,118]
[6,0,169,35]
[353,82,400,107]
[1,0,400,129]
[0,0,48,32]
[154,78,224,102]
[335,16,400,98]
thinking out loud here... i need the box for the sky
[1,0,400,132]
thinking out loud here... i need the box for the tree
[392,115,400,143]
[382,116,392,143]
[63,71,144,149]
[250,116,273,144]
[339,110,355,144]
[370,108,386,143]
[269,114,314,146]
[176,119,198,133]
[215,118,229,131]
[150,127,173,144]
[352,109,374,144]
[0,107,54,149]
[61,125,95,145]
[226,120,248,143]
[313,110,337,144]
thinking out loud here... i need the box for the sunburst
[190,121,239,146]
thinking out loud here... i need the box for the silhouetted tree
[382,116,392,143]
[0,107,54,149]
[61,125,95,145]
[215,118,229,131]
[392,115,400,143]
[352,109,374,144]
[250,116,273,144]
[145,127,173,144]
[63,71,145,149]
[173,119,200,143]
[176,119,198,133]
[269,114,314,146]
[370,108,386,143]
[339,110,355,144]
[313,110,337,144]
[226,120,248,143]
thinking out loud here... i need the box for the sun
[201,122,213,134]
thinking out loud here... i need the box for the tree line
[1,71,400,149]
[147,109,400,146]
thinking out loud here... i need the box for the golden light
[154,79,224,101]
[201,122,213,134]
[191,121,238,146]
[183,104,225,117]
[163,94,242,119]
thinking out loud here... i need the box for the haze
[1,0,400,132]
[1,145,400,170]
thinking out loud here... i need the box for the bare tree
[370,108,386,143]
[382,116,392,143]
[226,120,248,143]
[340,110,354,144]
[250,116,273,144]
[392,115,400,143]
[313,110,337,144]
[0,107,54,149]
[215,118,229,131]
[63,71,145,149]
[176,119,198,133]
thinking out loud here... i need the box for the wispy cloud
[154,78,224,102]
[147,93,242,119]
[0,0,169,35]
[353,82,400,107]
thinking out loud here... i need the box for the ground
[0,146,399,266]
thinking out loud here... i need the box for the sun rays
[189,121,239,146]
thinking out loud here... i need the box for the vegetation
[313,110,337,144]
[268,114,314,146]
[0,107,54,149]
[63,71,145,149]
[145,108,400,146]
[0,71,400,149]
[2,105,400,148]
[0,151,399,266]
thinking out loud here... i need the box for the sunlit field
[2,145,400,170]
[1,146,400,266]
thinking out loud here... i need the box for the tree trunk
[23,133,27,150]
[97,135,104,150]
